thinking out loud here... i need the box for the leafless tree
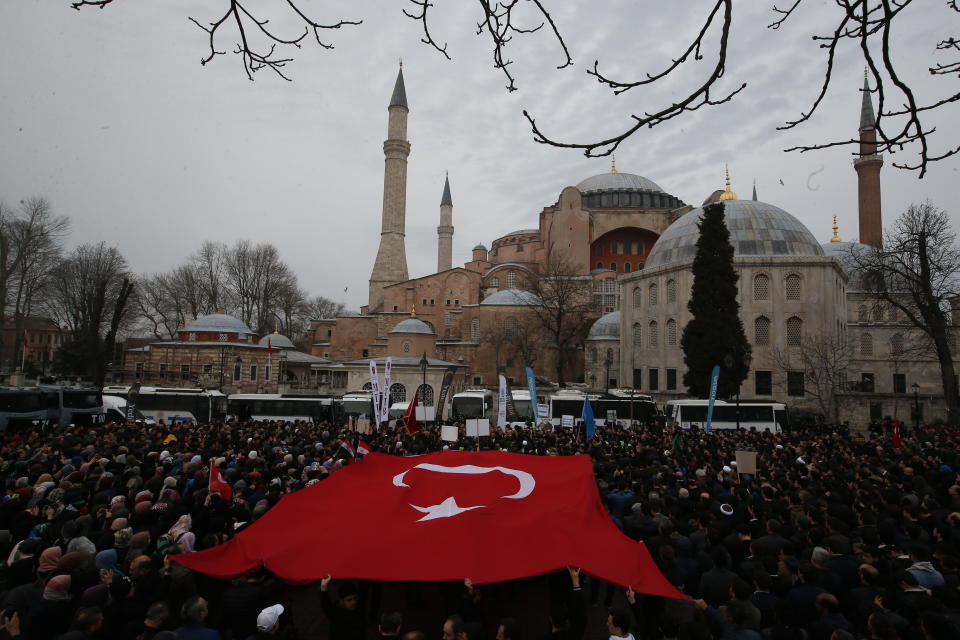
[223,240,300,334]
[526,249,594,385]
[775,330,854,424]
[44,242,135,387]
[71,1,958,174]
[191,240,229,315]
[6,199,70,367]
[847,201,960,420]
[506,315,541,369]
[134,273,188,339]
[300,295,347,321]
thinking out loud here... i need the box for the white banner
[497,375,508,430]
[441,425,459,442]
[369,360,381,429]
[561,415,574,428]
[381,357,392,424]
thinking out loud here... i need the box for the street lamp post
[912,382,920,432]
[419,353,429,425]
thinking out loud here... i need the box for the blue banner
[705,364,721,434]
[525,367,538,420]
[582,395,596,439]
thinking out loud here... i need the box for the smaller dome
[258,333,295,349]
[389,318,435,335]
[480,289,542,306]
[503,229,540,237]
[473,244,487,251]
[587,312,620,341]
[183,312,252,335]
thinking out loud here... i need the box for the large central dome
[576,172,664,194]
[645,200,825,269]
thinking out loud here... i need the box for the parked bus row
[0,385,788,433]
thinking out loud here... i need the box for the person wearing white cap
[256,604,284,636]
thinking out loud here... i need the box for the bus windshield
[340,399,373,417]
[452,398,485,419]
[512,399,532,420]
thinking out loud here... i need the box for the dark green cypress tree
[680,202,751,398]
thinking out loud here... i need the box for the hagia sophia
[125,68,956,425]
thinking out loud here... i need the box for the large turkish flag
[174,451,685,600]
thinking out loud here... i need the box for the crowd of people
[0,415,957,640]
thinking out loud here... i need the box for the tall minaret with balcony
[855,70,883,248]
[368,66,411,312]
[437,174,454,272]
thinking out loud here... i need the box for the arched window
[648,320,659,348]
[666,279,677,303]
[488,277,500,289]
[504,316,517,336]
[666,319,677,346]
[888,307,899,323]
[610,262,617,272]
[417,384,434,406]
[389,383,406,404]
[506,271,517,288]
[649,283,658,306]
[753,273,770,301]
[860,333,873,356]
[754,316,771,346]
[633,323,641,348]
[470,317,480,340]
[785,274,801,300]
[786,316,802,346]
[624,263,631,273]
[596,261,603,269]
[891,333,904,356]
[402,341,411,353]
[858,305,868,322]
[633,287,641,309]
[872,306,883,322]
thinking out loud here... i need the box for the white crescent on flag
[392,463,536,522]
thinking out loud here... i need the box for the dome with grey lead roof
[480,289,542,306]
[258,333,295,349]
[183,312,253,334]
[577,172,664,194]
[645,199,825,270]
[389,318,434,335]
[821,240,874,289]
[587,312,620,341]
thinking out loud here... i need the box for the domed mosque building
[308,68,954,424]
[617,173,847,406]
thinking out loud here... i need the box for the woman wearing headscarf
[24,574,73,640]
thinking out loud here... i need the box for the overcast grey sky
[1,1,957,311]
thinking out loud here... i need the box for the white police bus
[665,399,788,432]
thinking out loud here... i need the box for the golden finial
[610,155,618,174]
[830,215,842,242]
[864,66,868,81]
[719,164,739,201]
[411,303,416,317]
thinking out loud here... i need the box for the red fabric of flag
[209,463,233,501]
[892,421,902,449]
[402,390,421,435]
[174,452,685,600]
[357,441,371,456]
[267,338,273,355]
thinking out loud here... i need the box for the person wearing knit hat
[134,500,153,515]
[111,517,129,532]
[114,528,133,550]
[28,574,74,640]
[42,574,71,600]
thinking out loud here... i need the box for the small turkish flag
[267,338,273,355]
[357,441,372,456]
[402,390,421,435]
[892,421,903,449]
[175,452,685,601]
[209,463,232,501]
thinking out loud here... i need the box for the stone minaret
[368,67,411,312]
[437,174,454,272]
[854,70,883,248]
